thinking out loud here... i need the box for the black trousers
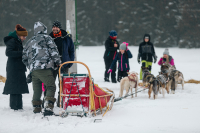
[118,71,128,82]
[104,59,116,81]
[10,94,22,110]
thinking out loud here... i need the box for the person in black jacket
[3,24,29,110]
[103,30,119,83]
[49,20,75,72]
[49,20,75,107]
[137,34,157,80]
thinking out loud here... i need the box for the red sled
[58,61,115,117]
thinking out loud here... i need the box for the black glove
[61,66,69,74]
[154,58,157,63]
[138,58,140,64]
[153,54,157,63]
[26,73,32,84]
[137,53,141,64]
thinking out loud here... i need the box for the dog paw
[171,90,175,94]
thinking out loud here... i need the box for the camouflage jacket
[22,21,61,72]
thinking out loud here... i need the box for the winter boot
[117,76,122,82]
[104,77,110,82]
[10,94,23,110]
[111,79,117,83]
[43,97,56,116]
[32,100,42,113]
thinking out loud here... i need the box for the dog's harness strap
[128,74,137,88]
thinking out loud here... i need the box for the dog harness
[128,73,138,88]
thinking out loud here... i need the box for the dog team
[103,30,184,99]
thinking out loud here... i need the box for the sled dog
[119,71,139,98]
[147,75,159,99]
[142,67,151,87]
[156,74,169,97]
[168,69,184,90]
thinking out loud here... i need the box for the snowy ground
[0,46,200,133]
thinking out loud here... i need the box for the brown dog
[156,74,170,97]
[146,74,160,99]
[142,67,151,87]
[119,71,139,98]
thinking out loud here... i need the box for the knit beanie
[120,43,126,50]
[52,20,62,29]
[163,48,169,55]
[109,30,117,37]
[15,24,28,36]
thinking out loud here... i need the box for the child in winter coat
[108,42,132,82]
[158,48,175,67]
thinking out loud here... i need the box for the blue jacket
[62,36,75,68]
[49,29,75,68]
[110,50,132,71]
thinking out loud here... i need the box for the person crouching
[107,42,132,82]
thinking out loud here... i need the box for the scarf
[53,30,62,38]
[110,36,117,40]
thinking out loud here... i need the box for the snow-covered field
[0,46,200,133]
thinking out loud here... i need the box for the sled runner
[58,61,115,117]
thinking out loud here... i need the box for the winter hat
[52,20,62,29]
[143,34,150,42]
[109,30,117,37]
[15,24,28,36]
[163,48,169,55]
[120,42,126,50]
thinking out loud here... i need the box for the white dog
[119,71,139,98]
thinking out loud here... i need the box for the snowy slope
[0,46,200,133]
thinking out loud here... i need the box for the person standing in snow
[108,42,132,82]
[137,34,157,80]
[49,20,75,107]
[158,48,175,67]
[103,30,119,83]
[3,24,29,110]
[22,21,61,116]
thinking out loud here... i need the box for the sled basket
[58,61,115,117]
